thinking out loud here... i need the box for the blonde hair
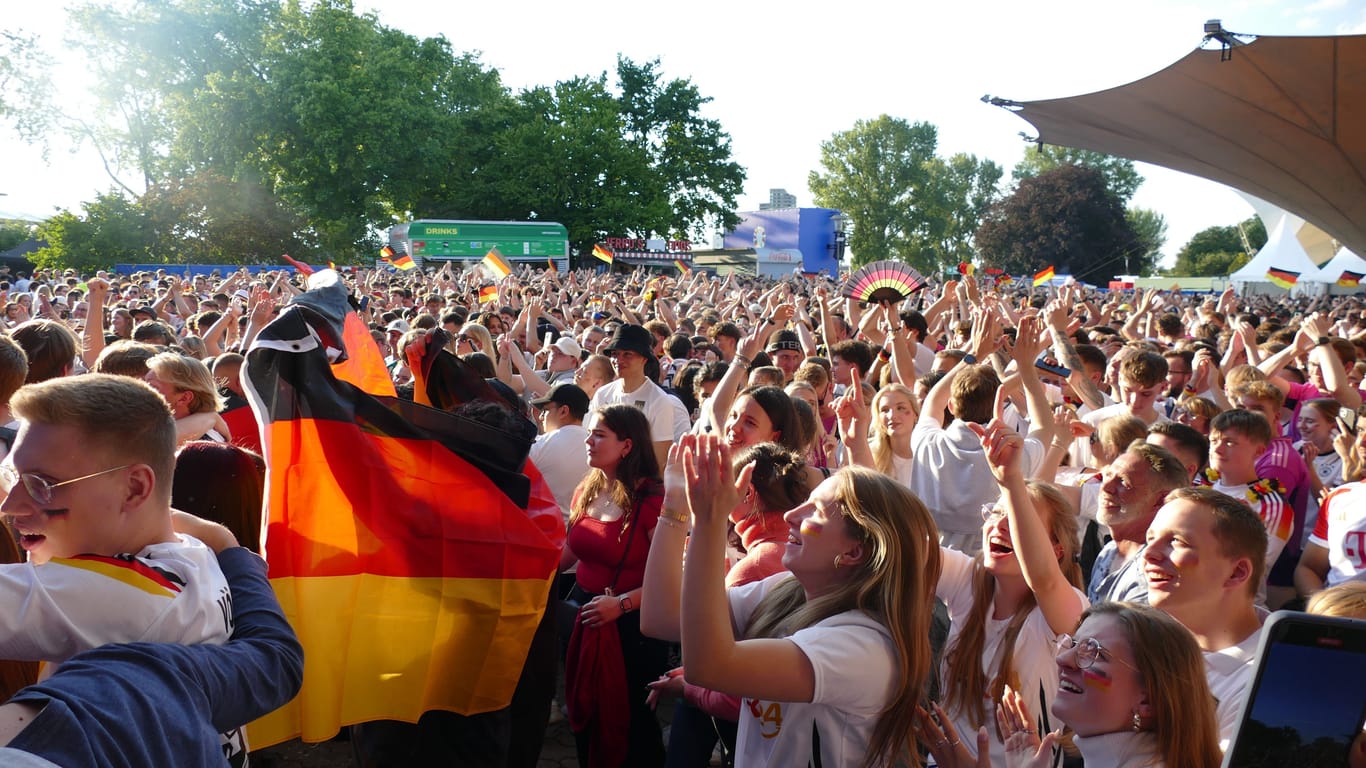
[744,467,941,768]
[870,383,917,476]
[11,373,177,501]
[146,352,226,414]
[1307,581,1366,619]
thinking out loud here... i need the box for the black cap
[132,304,157,318]
[766,328,802,354]
[530,383,591,419]
[599,323,655,358]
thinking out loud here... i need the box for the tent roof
[1319,247,1366,281]
[1231,217,1331,283]
[994,31,1366,258]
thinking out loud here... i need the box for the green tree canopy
[1012,145,1143,204]
[808,115,1002,270]
[1126,207,1168,275]
[32,0,744,265]
[32,192,153,272]
[1166,216,1267,277]
[974,164,1141,283]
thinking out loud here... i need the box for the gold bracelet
[657,515,688,530]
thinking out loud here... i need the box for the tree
[0,29,55,145]
[1012,145,1143,203]
[810,116,1003,271]
[1126,207,1168,274]
[974,164,1140,284]
[31,192,153,271]
[140,172,316,264]
[0,221,34,252]
[1167,216,1266,276]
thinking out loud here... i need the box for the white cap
[386,319,410,334]
[552,336,583,357]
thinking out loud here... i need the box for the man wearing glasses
[0,374,242,760]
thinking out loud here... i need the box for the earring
[833,555,842,570]
[1132,711,1142,732]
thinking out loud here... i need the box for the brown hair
[10,319,77,383]
[569,405,661,537]
[1080,603,1222,768]
[1119,351,1168,388]
[1210,409,1273,448]
[950,364,999,425]
[1166,486,1268,596]
[0,334,29,405]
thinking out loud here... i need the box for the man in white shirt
[543,336,582,387]
[589,324,689,469]
[1143,486,1268,749]
[1073,350,1170,467]
[528,384,591,521]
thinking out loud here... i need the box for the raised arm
[640,442,694,642]
[971,417,1084,635]
[80,277,110,370]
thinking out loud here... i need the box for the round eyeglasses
[0,464,133,506]
[1056,633,1138,672]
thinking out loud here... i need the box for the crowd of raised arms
[0,260,1363,768]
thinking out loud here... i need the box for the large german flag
[243,273,561,746]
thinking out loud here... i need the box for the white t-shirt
[529,424,590,519]
[728,573,896,768]
[911,419,1044,555]
[937,547,1088,766]
[1205,614,1266,752]
[589,377,690,443]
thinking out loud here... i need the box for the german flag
[478,284,498,305]
[673,258,690,275]
[281,254,315,276]
[1337,270,1363,288]
[592,244,614,265]
[1267,267,1300,289]
[957,262,975,276]
[242,274,561,746]
[547,258,558,274]
[379,245,396,263]
[482,248,512,279]
[1033,266,1055,288]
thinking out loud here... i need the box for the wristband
[1317,336,1330,347]
[619,595,634,613]
[660,508,689,524]
[962,353,978,365]
[879,348,892,362]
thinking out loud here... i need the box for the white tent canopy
[1231,217,1332,295]
[1319,248,1366,293]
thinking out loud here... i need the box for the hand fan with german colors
[840,260,928,303]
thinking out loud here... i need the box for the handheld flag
[1033,266,1055,288]
[381,245,416,271]
[281,254,315,277]
[547,258,558,274]
[478,284,498,304]
[482,248,512,279]
[1337,270,1363,288]
[379,245,395,263]
[957,261,975,276]
[1266,267,1300,289]
[242,273,560,746]
[673,258,690,275]
[592,244,614,266]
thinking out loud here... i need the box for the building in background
[758,188,797,210]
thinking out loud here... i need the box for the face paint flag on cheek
[800,520,824,537]
[1082,669,1113,691]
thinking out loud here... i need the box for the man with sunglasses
[0,374,243,763]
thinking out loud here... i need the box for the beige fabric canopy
[991,31,1366,258]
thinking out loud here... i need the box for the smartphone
[1340,407,1358,435]
[1222,611,1366,768]
[358,296,370,312]
[1034,356,1071,379]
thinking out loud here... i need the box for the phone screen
[1223,613,1366,768]
[1341,407,1359,435]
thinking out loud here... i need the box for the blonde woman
[144,352,230,445]
[643,434,942,767]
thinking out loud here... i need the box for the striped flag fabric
[673,258,690,274]
[281,254,315,276]
[1266,267,1300,289]
[380,245,396,263]
[478,284,498,304]
[1032,266,1055,288]
[1337,270,1363,288]
[482,248,512,279]
[547,258,558,274]
[592,244,614,265]
[242,274,561,746]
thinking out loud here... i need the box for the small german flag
[958,261,975,276]
[478,284,498,304]
[482,248,512,279]
[1337,270,1363,288]
[1033,266,1055,288]
[380,245,396,263]
[592,244,614,265]
[673,258,690,274]
[547,258,558,274]
[1267,267,1300,289]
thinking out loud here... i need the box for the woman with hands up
[928,385,1087,766]
[641,433,942,767]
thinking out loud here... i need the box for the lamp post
[828,212,848,266]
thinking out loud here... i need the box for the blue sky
[3,0,1364,264]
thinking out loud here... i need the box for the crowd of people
[0,259,1364,767]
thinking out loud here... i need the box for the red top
[567,486,663,595]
